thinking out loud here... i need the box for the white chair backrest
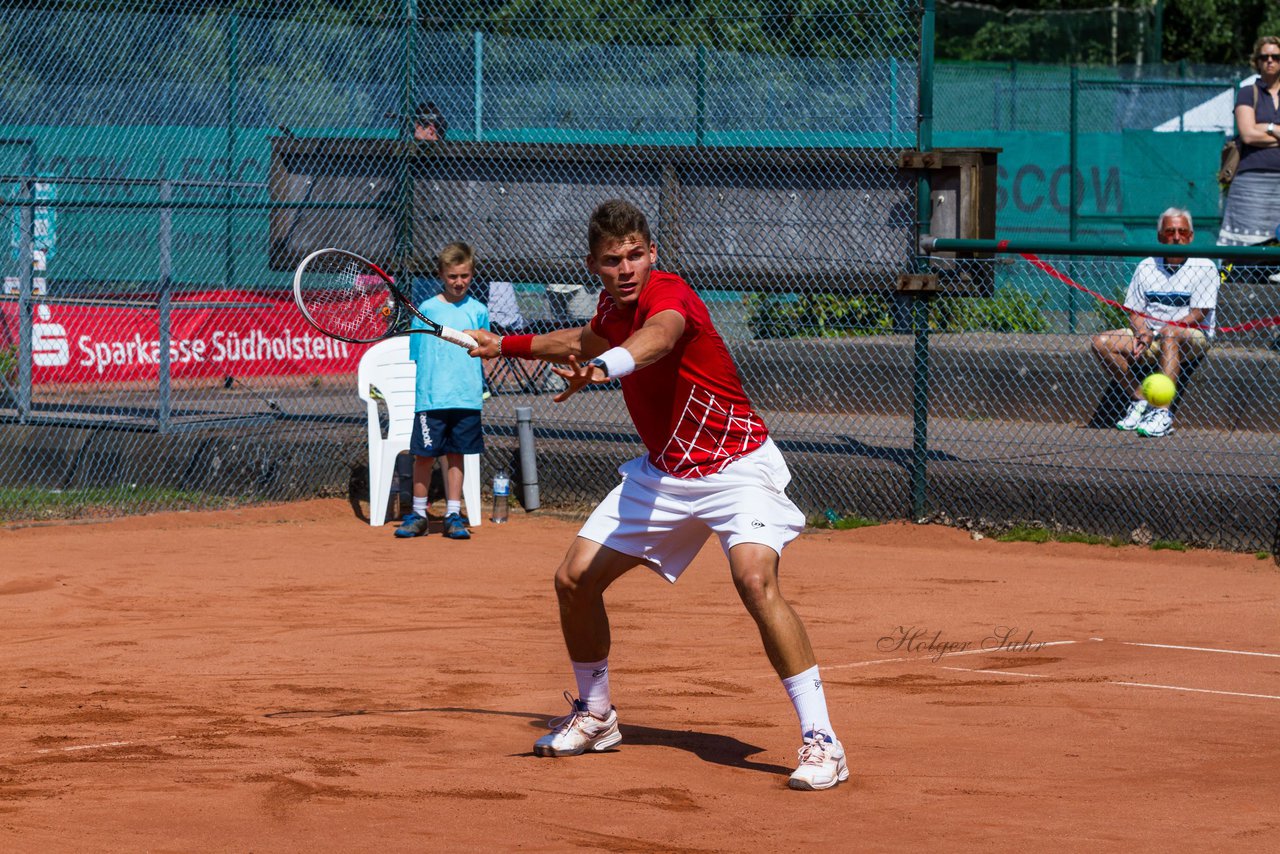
[355,335,483,529]
[357,337,417,439]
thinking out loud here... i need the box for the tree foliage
[935,0,1280,66]
[427,0,1280,66]
[10,1,1280,67]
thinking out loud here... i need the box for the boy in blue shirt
[396,242,489,539]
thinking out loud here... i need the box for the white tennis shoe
[533,691,621,757]
[788,730,849,791]
[1136,406,1174,437]
[1116,399,1148,431]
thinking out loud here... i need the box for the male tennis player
[464,200,845,791]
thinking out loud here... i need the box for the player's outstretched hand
[551,355,608,403]
[464,329,502,359]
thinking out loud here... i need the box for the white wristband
[598,346,636,379]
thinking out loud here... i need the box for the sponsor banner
[0,289,365,383]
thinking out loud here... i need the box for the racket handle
[439,327,479,350]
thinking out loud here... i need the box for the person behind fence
[1217,36,1280,254]
[414,100,448,141]
[396,242,489,540]
[462,199,846,791]
[1091,208,1218,438]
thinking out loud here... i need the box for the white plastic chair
[357,337,481,528]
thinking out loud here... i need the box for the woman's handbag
[1219,83,1260,187]
[1218,137,1243,186]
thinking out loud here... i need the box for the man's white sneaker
[533,691,621,757]
[1136,406,1174,437]
[1116,399,1148,431]
[788,730,849,791]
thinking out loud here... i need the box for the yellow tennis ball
[1142,373,1176,407]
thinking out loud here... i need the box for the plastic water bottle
[491,470,510,524]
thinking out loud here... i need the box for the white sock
[783,665,835,740]
[412,496,428,516]
[446,500,461,516]
[572,658,611,718]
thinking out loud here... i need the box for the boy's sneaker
[442,512,471,540]
[788,730,849,791]
[394,512,430,538]
[1116,399,1148,431]
[1136,406,1174,437]
[533,692,621,757]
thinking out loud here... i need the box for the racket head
[292,248,408,344]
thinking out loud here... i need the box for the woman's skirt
[1218,169,1280,245]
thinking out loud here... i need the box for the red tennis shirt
[589,269,769,478]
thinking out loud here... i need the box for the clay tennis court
[4,500,1279,851]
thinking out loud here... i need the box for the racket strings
[299,254,400,341]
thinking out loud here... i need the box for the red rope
[1018,252,1280,335]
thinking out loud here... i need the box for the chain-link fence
[2,1,1277,556]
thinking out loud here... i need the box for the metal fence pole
[1068,64,1079,334]
[16,178,33,423]
[909,295,932,520]
[223,10,239,288]
[695,43,707,146]
[1177,58,1186,131]
[394,0,419,276]
[473,30,484,142]
[890,55,899,140]
[909,0,936,520]
[158,179,173,433]
[1009,60,1018,129]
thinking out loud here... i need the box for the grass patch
[0,485,217,522]
[1256,551,1271,560]
[997,525,1132,548]
[1056,531,1127,547]
[997,524,1051,543]
[1150,539,1189,552]
[811,512,878,530]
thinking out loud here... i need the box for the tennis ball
[1142,373,1176,408]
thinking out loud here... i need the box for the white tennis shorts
[577,438,806,583]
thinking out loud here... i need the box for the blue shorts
[409,409,484,457]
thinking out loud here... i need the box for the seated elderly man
[1091,207,1219,438]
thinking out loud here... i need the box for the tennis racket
[292,247,478,349]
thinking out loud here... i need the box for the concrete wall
[5,332,1276,551]
[735,334,1280,432]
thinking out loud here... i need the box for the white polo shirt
[1124,256,1219,336]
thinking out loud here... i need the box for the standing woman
[1218,36,1280,248]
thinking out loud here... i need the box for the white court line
[1111,681,1280,702]
[940,666,1051,678]
[939,664,1280,702]
[826,639,1078,670]
[942,665,1280,701]
[38,740,137,753]
[33,736,179,755]
[24,730,228,758]
[1121,641,1280,659]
